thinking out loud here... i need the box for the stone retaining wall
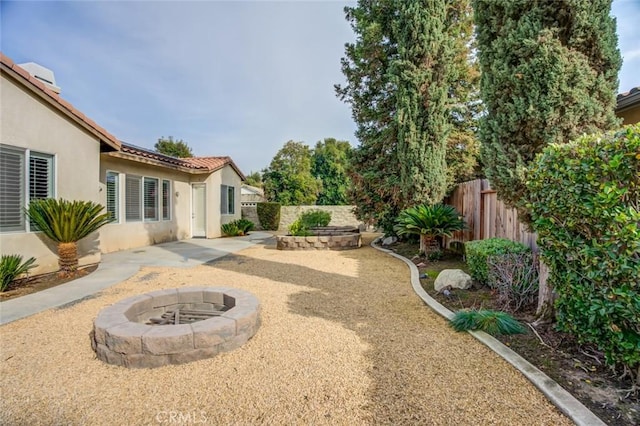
[242,205,362,231]
[276,233,362,250]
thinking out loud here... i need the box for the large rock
[434,269,472,292]
[381,236,397,246]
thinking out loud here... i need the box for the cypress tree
[391,0,455,206]
[474,0,621,217]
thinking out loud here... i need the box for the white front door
[192,184,206,238]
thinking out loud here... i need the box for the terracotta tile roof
[1,53,120,151]
[120,142,245,179]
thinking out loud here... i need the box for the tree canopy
[311,138,352,205]
[154,136,194,158]
[244,171,263,188]
[262,141,321,205]
[474,0,621,219]
[336,0,479,232]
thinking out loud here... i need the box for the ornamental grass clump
[449,309,526,336]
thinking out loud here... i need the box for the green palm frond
[0,254,37,291]
[394,204,465,238]
[25,199,114,244]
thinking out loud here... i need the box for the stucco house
[616,86,640,125]
[0,53,244,275]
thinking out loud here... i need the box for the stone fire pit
[91,287,260,368]
[276,226,362,251]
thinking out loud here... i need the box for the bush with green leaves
[465,238,530,286]
[256,202,281,231]
[233,218,255,234]
[1,254,37,292]
[488,252,539,312]
[527,125,640,379]
[449,309,526,335]
[299,209,331,228]
[288,219,313,237]
[221,222,242,237]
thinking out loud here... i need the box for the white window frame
[125,174,142,222]
[0,144,55,233]
[143,177,159,222]
[106,171,120,223]
[220,184,235,215]
[162,179,171,221]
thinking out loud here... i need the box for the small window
[0,146,25,232]
[221,184,235,215]
[144,177,159,221]
[162,179,171,220]
[106,171,119,222]
[125,175,142,222]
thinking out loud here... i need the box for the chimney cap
[17,62,61,94]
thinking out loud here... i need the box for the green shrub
[221,222,242,237]
[465,238,530,286]
[299,209,331,228]
[449,309,526,335]
[527,125,640,376]
[233,218,255,234]
[256,202,281,231]
[487,252,539,312]
[1,255,37,292]
[288,219,313,236]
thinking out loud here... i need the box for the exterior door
[192,184,206,238]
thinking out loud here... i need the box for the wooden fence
[445,179,538,250]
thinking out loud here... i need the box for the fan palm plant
[25,199,113,275]
[394,204,465,254]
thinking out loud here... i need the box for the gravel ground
[0,235,571,425]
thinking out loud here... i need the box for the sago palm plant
[394,204,465,254]
[25,199,113,275]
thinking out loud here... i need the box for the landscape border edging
[371,239,606,426]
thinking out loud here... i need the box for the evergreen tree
[154,136,193,158]
[244,171,263,188]
[337,0,479,231]
[262,141,320,205]
[391,0,455,205]
[336,0,402,232]
[474,0,621,217]
[311,138,352,205]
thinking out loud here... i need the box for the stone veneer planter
[91,287,260,368]
[276,226,362,251]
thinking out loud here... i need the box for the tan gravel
[0,235,572,425]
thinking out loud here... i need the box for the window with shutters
[220,184,235,215]
[106,171,119,222]
[0,145,54,233]
[162,179,171,220]
[144,177,159,221]
[125,175,142,222]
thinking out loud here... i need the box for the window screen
[0,146,25,232]
[106,172,119,221]
[144,177,159,221]
[162,180,171,220]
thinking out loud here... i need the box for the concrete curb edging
[371,239,605,426]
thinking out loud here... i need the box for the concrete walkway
[0,232,274,325]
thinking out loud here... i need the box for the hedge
[465,238,530,286]
[256,202,281,231]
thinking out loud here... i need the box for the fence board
[445,179,538,251]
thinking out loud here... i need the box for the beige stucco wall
[202,165,243,238]
[98,155,193,252]
[0,75,102,275]
[618,105,640,125]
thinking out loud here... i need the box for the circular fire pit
[91,287,260,368]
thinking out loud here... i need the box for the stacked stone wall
[242,205,362,231]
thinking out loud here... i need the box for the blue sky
[2,1,639,175]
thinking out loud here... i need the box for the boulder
[434,269,472,292]
[382,236,397,246]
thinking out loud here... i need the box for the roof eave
[104,151,211,174]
